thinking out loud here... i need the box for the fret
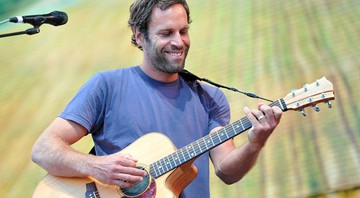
[211,132,220,146]
[177,149,186,164]
[164,155,171,171]
[205,134,212,148]
[219,127,227,142]
[168,154,176,167]
[187,144,196,158]
[149,168,155,178]
[179,147,187,162]
[202,137,209,150]
[196,139,202,153]
[155,161,161,175]
[184,146,190,161]
[192,143,199,156]
[158,159,166,174]
[174,151,181,165]
[235,122,244,135]
[215,131,221,144]
[152,162,159,177]
[218,128,228,142]
[239,119,245,131]
[223,127,230,139]
[230,123,237,137]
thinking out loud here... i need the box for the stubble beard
[146,39,189,74]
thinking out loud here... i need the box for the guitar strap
[179,69,274,102]
[89,146,96,155]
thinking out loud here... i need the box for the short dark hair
[128,0,191,50]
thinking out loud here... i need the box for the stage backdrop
[0,0,359,197]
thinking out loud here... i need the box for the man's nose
[170,32,184,48]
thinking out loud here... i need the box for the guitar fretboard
[149,99,286,178]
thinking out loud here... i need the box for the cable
[0,19,10,26]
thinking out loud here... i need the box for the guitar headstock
[282,77,335,116]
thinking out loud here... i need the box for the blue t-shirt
[60,66,230,197]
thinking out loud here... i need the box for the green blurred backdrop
[1,0,359,197]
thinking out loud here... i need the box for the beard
[145,38,189,74]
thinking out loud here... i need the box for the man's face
[142,4,190,74]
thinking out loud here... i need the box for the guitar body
[32,133,198,198]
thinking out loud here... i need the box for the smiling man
[131,2,190,81]
[31,0,282,197]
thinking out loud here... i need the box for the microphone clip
[0,23,40,38]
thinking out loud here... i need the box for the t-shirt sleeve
[208,88,231,131]
[59,73,107,133]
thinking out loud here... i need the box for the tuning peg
[300,109,307,116]
[327,101,332,108]
[303,85,308,92]
[312,105,320,112]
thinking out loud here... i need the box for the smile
[167,52,183,57]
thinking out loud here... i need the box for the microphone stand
[0,19,40,38]
[0,27,40,38]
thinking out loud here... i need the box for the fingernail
[243,107,249,112]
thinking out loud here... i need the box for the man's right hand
[90,153,147,188]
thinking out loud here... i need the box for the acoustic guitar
[32,77,335,198]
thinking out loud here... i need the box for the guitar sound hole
[120,165,153,197]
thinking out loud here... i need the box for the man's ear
[134,29,145,47]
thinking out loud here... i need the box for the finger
[114,172,145,183]
[243,107,258,124]
[250,108,267,122]
[272,106,283,121]
[122,154,137,162]
[113,179,135,188]
[124,166,148,177]
[257,103,266,109]
[114,154,138,167]
[257,114,266,122]
[259,105,273,120]
[112,164,147,177]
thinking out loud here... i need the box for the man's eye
[180,30,188,35]
[160,32,171,36]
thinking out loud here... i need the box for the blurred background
[0,0,359,197]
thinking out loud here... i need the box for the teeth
[168,53,182,57]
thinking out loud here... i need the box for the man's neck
[139,64,179,83]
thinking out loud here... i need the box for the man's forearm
[31,133,93,177]
[216,142,262,184]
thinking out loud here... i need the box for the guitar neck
[149,99,287,178]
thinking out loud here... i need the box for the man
[31,0,282,197]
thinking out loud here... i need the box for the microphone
[9,11,68,26]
